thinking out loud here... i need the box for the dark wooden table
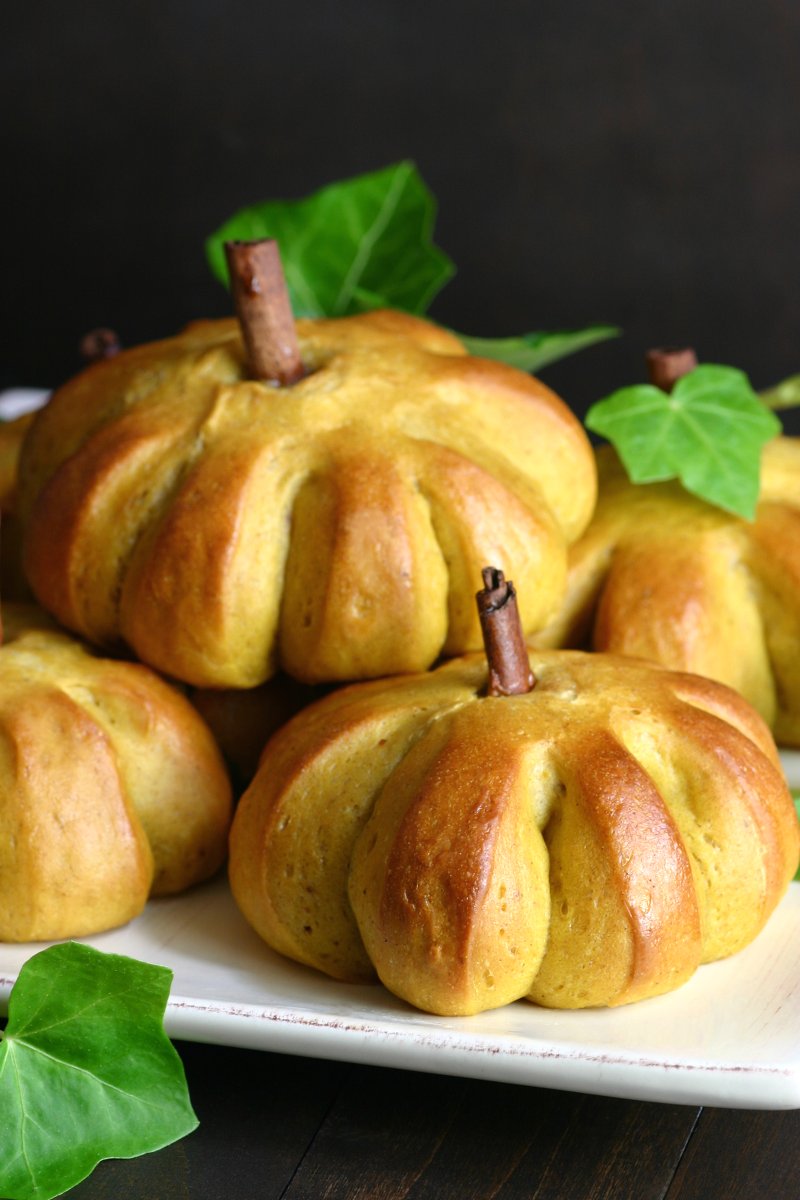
[69,1039,800,1199]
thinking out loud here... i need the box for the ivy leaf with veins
[206,161,455,318]
[205,163,617,372]
[586,364,782,519]
[0,942,196,1200]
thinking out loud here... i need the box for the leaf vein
[332,163,412,314]
[7,1044,39,1189]
[15,1041,172,1111]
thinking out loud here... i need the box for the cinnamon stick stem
[476,567,535,697]
[224,239,304,386]
[79,328,122,363]
[645,347,698,393]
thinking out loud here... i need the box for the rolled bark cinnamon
[645,347,698,393]
[476,567,535,697]
[225,239,305,386]
[80,328,122,362]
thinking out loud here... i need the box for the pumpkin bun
[18,311,596,687]
[0,411,36,600]
[228,648,799,1016]
[189,674,330,790]
[0,604,232,942]
[534,438,800,746]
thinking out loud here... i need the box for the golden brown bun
[0,604,233,941]
[532,439,800,746]
[190,675,330,788]
[0,412,34,508]
[18,311,596,687]
[228,649,799,1016]
[0,412,36,600]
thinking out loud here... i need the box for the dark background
[4,0,800,427]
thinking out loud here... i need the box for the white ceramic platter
[1,754,798,1111]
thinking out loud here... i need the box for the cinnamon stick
[79,328,121,362]
[476,567,535,697]
[225,239,304,386]
[645,347,697,393]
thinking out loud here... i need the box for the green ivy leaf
[455,325,619,372]
[585,365,782,519]
[0,943,197,1200]
[760,374,800,412]
[205,164,617,373]
[206,161,455,318]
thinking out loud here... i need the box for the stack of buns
[7,292,798,1013]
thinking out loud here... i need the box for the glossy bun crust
[228,650,799,1015]
[0,606,232,941]
[534,439,800,745]
[18,311,596,687]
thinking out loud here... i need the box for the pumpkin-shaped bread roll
[0,412,36,599]
[190,675,329,789]
[534,438,800,745]
[228,643,799,1016]
[18,310,596,686]
[0,604,232,942]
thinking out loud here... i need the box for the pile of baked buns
[6,256,799,1015]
